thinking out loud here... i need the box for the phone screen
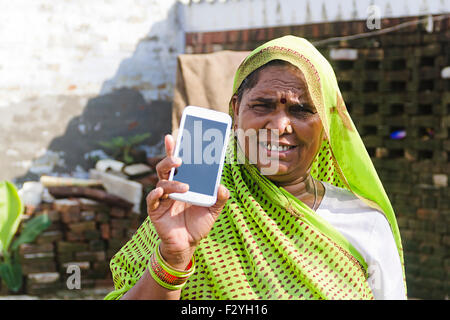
[173,115,229,196]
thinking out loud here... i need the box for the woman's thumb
[209,185,230,216]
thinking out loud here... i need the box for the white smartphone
[168,106,232,207]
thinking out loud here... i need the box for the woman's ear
[322,129,328,141]
[231,95,240,130]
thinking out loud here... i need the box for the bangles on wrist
[148,241,196,291]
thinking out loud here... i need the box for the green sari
[105,36,406,300]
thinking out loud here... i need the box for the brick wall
[186,16,450,299]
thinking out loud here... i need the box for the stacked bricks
[1,198,146,296]
[185,16,450,299]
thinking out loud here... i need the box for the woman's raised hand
[146,134,230,270]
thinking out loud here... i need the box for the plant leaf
[99,136,127,151]
[0,260,23,292]
[0,181,23,255]
[127,133,151,146]
[10,214,51,253]
[98,141,115,149]
[111,137,126,147]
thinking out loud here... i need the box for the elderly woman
[105,36,406,300]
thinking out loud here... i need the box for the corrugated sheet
[179,0,450,32]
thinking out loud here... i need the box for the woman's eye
[290,104,314,115]
[250,104,272,112]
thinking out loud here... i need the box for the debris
[95,159,125,173]
[83,149,110,161]
[123,163,152,178]
[441,66,450,79]
[41,188,55,203]
[48,186,133,210]
[420,128,434,140]
[330,48,358,61]
[28,150,66,175]
[89,169,142,213]
[40,175,103,188]
[27,273,60,284]
[18,182,44,207]
[433,174,448,188]
[390,130,406,140]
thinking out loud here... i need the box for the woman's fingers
[146,186,165,212]
[216,185,230,202]
[146,181,189,213]
[165,134,175,157]
[157,180,189,194]
[208,185,230,217]
[155,135,181,180]
[156,156,182,180]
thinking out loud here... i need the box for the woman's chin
[256,161,293,178]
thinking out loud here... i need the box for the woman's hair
[235,59,292,104]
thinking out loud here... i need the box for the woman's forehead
[246,65,309,99]
[258,64,306,85]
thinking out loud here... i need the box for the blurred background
[0,0,448,300]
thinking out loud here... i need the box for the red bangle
[148,243,195,290]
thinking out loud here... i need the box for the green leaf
[0,181,23,255]
[122,148,134,164]
[0,260,23,292]
[10,214,51,253]
[98,141,116,150]
[99,136,126,150]
[111,137,126,148]
[127,133,151,146]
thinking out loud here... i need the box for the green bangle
[148,241,196,291]
[148,264,186,291]
[155,244,196,277]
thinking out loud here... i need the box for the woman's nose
[266,110,291,135]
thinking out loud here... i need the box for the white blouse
[315,182,407,300]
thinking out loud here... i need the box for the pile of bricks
[0,198,146,296]
[185,16,449,299]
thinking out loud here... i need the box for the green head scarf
[105,35,406,300]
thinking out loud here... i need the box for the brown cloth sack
[172,50,250,133]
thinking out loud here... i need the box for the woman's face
[232,63,324,184]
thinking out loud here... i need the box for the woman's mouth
[260,142,296,153]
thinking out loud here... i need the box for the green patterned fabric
[105,36,405,300]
